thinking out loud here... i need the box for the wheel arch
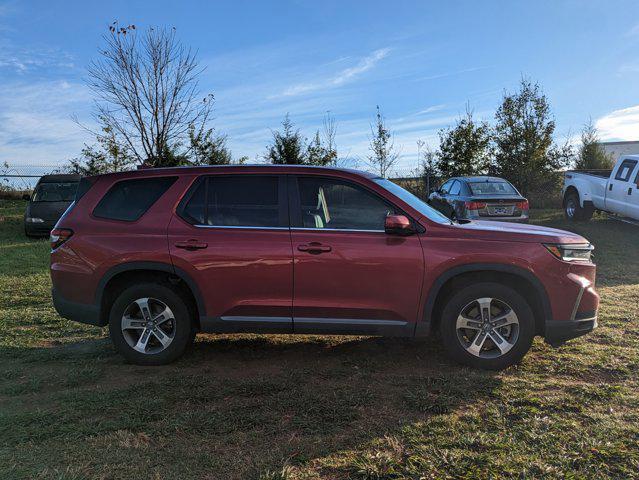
[419,263,552,336]
[95,261,206,328]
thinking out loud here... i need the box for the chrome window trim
[193,224,289,230]
[290,227,385,233]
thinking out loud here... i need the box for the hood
[448,219,589,244]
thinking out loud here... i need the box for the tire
[564,191,593,221]
[439,282,535,370]
[108,283,195,366]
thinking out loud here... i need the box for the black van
[24,174,80,237]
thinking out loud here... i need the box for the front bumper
[545,312,598,347]
[51,288,102,326]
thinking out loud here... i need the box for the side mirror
[385,214,414,236]
[22,194,30,201]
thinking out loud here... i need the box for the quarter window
[93,177,177,222]
[614,159,638,182]
[296,177,394,231]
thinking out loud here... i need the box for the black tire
[439,282,535,370]
[564,191,593,221]
[108,283,194,366]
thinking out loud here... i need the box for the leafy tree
[266,114,307,164]
[367,106,399,177]
[436,108,492,177]
[493,78,571,195]
[87,23,214,167]
[68,123,134,175]
[306,130,337,166]
[189,126,233,165]
[575,119,614,170]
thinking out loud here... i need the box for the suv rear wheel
[439,282,535,370]
[108,283,194,365]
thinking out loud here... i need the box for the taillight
[465,201,487,210]
[50,228,73,250]
[516,200,529,211]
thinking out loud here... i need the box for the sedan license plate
[489,205,514,216]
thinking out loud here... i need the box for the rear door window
[93,177,177,221]
[179,175,286,228]
[449,180,461,196]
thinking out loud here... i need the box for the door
[289,175,425,335]
[168,175,293,333]
[628,169,639,220]
[606,158,638,216]
[446,180,462,217]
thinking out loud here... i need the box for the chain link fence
[1,163,564,208]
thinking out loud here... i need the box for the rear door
[289,175,424,335]
[168,175,293,332]
[606,158,638,216]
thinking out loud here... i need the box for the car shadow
[1,332,504,478]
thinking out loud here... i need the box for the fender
[416,262,552,336]
[95,261,207,320]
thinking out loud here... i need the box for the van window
[93,177,177,221]
[32,182,78,202]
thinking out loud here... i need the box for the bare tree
[367,106,400,177]
[86,23,214,166]
[322,111,338,165]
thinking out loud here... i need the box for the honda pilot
[50,166,599,370]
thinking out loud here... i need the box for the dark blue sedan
[428,176,529,222]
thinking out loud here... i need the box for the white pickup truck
[563,155,639,222]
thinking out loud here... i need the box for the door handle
[609,184,613,191]
[629,188,632,195]
[297,243,331,254]
[175,240,208,250]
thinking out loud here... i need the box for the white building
[598,140,639,162]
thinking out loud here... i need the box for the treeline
[68,23,613,200]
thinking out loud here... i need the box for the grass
[1,199,638,479]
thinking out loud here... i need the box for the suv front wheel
[108,283,195,365]
[439,282,535,370]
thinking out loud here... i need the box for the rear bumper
[544,313,598,347]
[51,288,102,326]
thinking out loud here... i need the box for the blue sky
[1,0,639,173]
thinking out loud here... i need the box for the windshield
[469,181,517,195]
[32,182,78,202]
[374,178,452,225]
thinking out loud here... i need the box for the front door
[606,158,638,216]
[168,174,293,333]
[289,175,424,335]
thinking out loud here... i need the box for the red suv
[50,166,599,369]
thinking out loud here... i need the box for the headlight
[544,243,594,262]
[26,217,44,223]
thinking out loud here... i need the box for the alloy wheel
[566,198,576,218]
[455,297,520,358]
[121,297,176,354]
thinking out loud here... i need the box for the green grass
[1,200,638,479]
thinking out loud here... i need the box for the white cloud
[275,48,391,97]
[595,105,639,141]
